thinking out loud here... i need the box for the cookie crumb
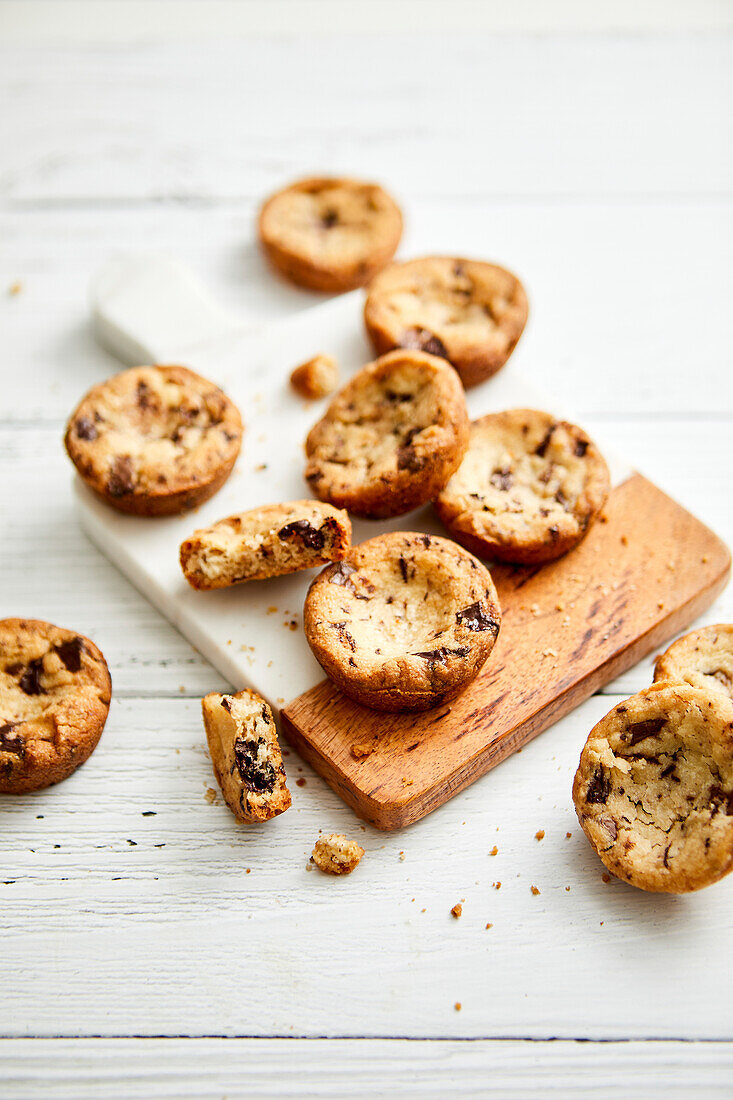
[246,868,251,874]
[454,1002,462,1012]
[602,873,611,884]
[310,833,364,875]
[620,534,628,546]
[493,881,501,890]
[291,354,339,400]
[565,886,570,892]
[489,845,498,856]
[542,648,558,659]
[535,829,545,841]
[566,832,572,839]
[8,280,22,296]
[296,778,306,787]
[255,463,268,472]
[204,787,217,804]
[530,885,540,896]
[451,903,462,919]
[351,740,376,760]
[485,922,493,929]
[398,851,405,862]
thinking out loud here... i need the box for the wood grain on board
[282,474,731,830]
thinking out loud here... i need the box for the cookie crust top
[364,256,528,388]
[573,683,733,893]
[434,409,610,564]
[655,625,733,702]
[303,531,501,711]
[305,349,469,519]
[65,365,242,516]
[258,176,402,292]
[0,618,112,794]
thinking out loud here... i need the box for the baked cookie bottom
[655,624,733,702]
[202,690,291,823]
[180,501,351,590]
[434,409,610,564]
[0,618,112,793]
[305,349,469,520]
[303,532,501,712]
[573,682,733,893]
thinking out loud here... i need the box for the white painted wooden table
[1,4,732,1095]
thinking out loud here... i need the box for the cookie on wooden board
[303,532,501,712]
[180,500,351,590]
[573,683,733,893]
[363,256,528,388]
[434,409,610,564]
[654,625,733,702]
[65,365,242,516]
[258,176,403,293]
[0,618,112,793]
[202,689,291,823]
[305,349,469,519]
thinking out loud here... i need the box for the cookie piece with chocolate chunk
[305,350,469,519]
[290,354,339,400]
[0,618,111,793]
[434,409,610,564]
[202,689,291,823]
[654,624,733,702]
[364,256,528,388]
[180,500,351,590]
[573,683,733,893]
[65,365,242,516]
[303,532,501,711]
[258,176,402,293]
[310,833,364,875]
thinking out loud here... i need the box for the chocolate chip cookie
[202,689,291,823]
[258,176,403,292]
[573,683,733,893]
[305,349,469,519]
[654,625,733,702]
[65,365,242,516]
[0,618,112,794]
[364,256,529,388]
[434,409,610,564]
[180,500,351,590]
[303,532,501,711]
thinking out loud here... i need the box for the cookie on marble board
[434,409,610,564]
[572,682,733,893]
[258,176,403,293]
[180,500,351,590]
[303,531,501,712]
[65,365,242,516]
[202,689,291,823]
[305,349,469,519]
[363,256,528,388]
[0,618,112,794]
[654,625,733,702]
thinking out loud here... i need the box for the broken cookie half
[181,500,351,590]
[202,689,291,823]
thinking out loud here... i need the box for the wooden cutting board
[81,254,730,830]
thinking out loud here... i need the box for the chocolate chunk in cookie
[305,349,469,519]
[202,689,291,823]
[290,354,339,399]
[434,409,610,564]
[64,365,242,516]
[258,176,403,293]
[364,256,528,388]
[573,683,733,893]
[654,625,733,702]
[303,532,501,712]
[0,618,111,793]
[180,500,351,590]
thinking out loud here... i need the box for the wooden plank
[282,475,730,828]
[2,1038,733,1099]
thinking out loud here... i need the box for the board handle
[89,253,244,366]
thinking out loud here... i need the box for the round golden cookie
[305,350,469,520]
[573,683,733,893]
[363,256,528,388]
[258,176,403,293]
[654,625,733,702]
[65,365,242,516]
[433,409,610,564]
[303,532,501,712]
[0,618,112,794]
